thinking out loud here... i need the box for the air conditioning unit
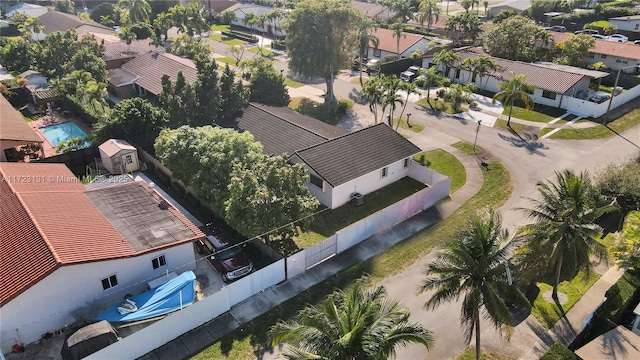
[350,192,364,207]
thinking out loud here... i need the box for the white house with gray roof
[609,15,640,32]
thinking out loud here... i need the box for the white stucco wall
[0,244,195,354]
[609,18,640,32]
[289,155,333,208]
[585,53,640,73]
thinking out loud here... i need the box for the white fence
[287,170,451,278]
[562,83,640,118]
[87,259,285,360]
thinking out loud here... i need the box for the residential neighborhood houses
[1,0,640,360]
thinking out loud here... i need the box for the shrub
[130,22,153,40]
[539,343,575,360]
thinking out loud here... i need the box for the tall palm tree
[81,80,109,112]
[418,66,443,107]
[390,22,406,59]
[243,12,257,35]
[433,49,461,78]
[419,210,522,360]
[416,0,440,34]
[397,81,417,130]
[492,72,533,128]
[442,83,475,113]
[356,16,378,85]
[473,56,501,87]
[271,278,433,359]
[185,2,209,37]
[382,76,404,126]
[118,0,151,24]
[461,0,473,13]
[516,170,614,301]
[363,77,383,124]
[118,27,137,51]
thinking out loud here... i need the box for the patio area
[28,106,93,159]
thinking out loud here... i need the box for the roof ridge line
[295,123,385,154]
[249,103,331,140]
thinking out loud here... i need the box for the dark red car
[195,231,253,282]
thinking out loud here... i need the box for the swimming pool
[39,122,90,147]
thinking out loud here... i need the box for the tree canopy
[484,16,539,62]
[285,0,359,105]
[248,58,290,106]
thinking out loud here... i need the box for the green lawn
[529,273,601,329]
[191,161,512,360]
[455,348,514,360]
[208,33,245,45]
[288,97,351,125]
[209,24,230,32]
[283,77,305,88]
[295,177,427,248]
[548,109,640,140]
[452,140,484,155]
[247,45,274,57]
[417,98,464,115]
[414,150,466,193]
[494,118,525,133]
[393,117,424,133]
[502,104,566,123]
[214,57,237,66]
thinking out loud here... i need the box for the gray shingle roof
[295,123,421,187]
[37,10,111,34]
[217,104,348,156]
[121,52,198,95]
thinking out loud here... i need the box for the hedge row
[221,30,258,43]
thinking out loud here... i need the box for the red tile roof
[552,32,640,60]
[372,27,425,55]
[0,94,43,143]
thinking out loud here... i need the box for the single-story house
[575,326,640,359]
[218,104,433,209]
[368,27,429,59]
[351,0,394,22]
[99,139,140,174]
[232,4,288,37]
[449,49,608,103]
[107,51,197,99]
[32,10,113,41]
[290,123,422,209]
[0,162,204,355]
[191,0,241,19]
[0,94,43,161]
[609,15,640,32]
[83,32,165,70]
[487,0,532,18]
[551,32,640,73]
[4,2,48,19]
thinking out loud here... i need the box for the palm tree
[243,12,256,35]
[419,210,521,360]
[418,66,443,107]
[81,80,109,112]
[118,0,151,24]
[356,16,378,85]
[271,278,433,359]
[363,77,383,124]
[18,16,43,41]
[256,14,270,55]
[382,76,404,127]
[442,83,475,113]
[153,12,172,42]
[461,0,473,13]
[433,49,461,78]
[473,56,501,88]
[492,73,533,128]
[516,170,614,301]
[416,0,440,34]
[185,2,209,37]
[118,27,137,51]
[397,81,417,130]
[390,22,406,59]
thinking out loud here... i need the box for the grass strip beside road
[455,348,514,360]
[283,77,304,88]
[393,117,424,133]
[452,140,484,155]
[416,98,463,115]
[191,161,512,360]
[548,109,640,140]
[502,104,566,123]
[414,150,466,193]
[494,118,525,133]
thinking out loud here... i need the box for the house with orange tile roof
[0,163,204,354]
[552,33,640,74]
[0,94,43,162]
[367,27,430,60]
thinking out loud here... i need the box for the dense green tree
[91,3,121,25]
[218,64,247,120]
[0,38,32,73]
[225,155,319,246]
[218,10,237,25]
[118,0,152,24]
[594,161,640,215]
[170,33,211,60]
[484,16,539,62]
[248,59,290,106]
[53,0,75,14]
[610,212,640,270]
[271,278,433,359]
[419,210,523,360]
[63,47,108,84]
[552,34,594,67]
[94,97,168,151]
[159,72,193,127]
[34,30,105,80]
[154,126,264,214]
[192,57,220,125]
[130,22,154,39]
[379,0,416,22]
[492,9,518,23]
[517,170,614,301]
[492,73,534,127]
[285,0,360,105]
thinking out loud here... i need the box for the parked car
[588,91,611,104]
[592,34,607,40]
[635,40,640,45]
[400,66,420,82]
[545,25,566,32]
[606,34,629,43]
[196,231,253,282]
[366,58,380,74]
[575,29,599,35]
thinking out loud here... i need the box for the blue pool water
[39,122,90,147]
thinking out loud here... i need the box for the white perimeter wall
[0,244,195,354]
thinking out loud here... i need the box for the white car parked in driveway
[606,34,629,43]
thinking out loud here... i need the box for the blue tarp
[96,271,196,323]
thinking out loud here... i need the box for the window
[635,24,639,30]
[542,90,556,100]
[309,174,323,189]
[101,274,118,290]
[381,167,388,178]
[373,49,381,58]
[125,154,133,165]
[623,60,629,64]
[455,68,461,79]
[152,255,166,269]
[588,53,595,59]
[403,158,409,168]
[471,73,477,83]
[601,55,607,59]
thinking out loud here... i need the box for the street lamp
[473,119,482,154]
[406,113,412,128]
[603,65,637,124]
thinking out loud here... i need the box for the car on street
[635,40,640,45]
[575,29,599,35]
[588,91,611,104]
[196,231,253,282]
[400,66,421,82]
[606,34,629,43]
[592,34,607,40]
[545,25,566,32]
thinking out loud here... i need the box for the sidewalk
[140,135,486,360]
